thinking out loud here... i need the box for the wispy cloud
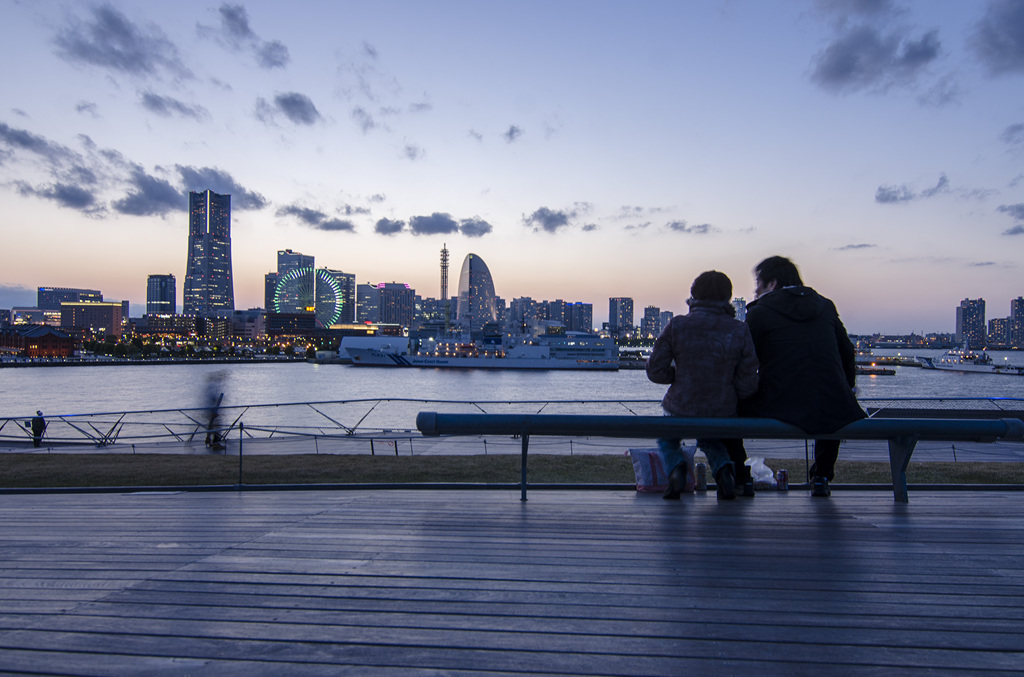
[875,173,950,203]
[140,92,209,121]
[504,125,523,143]
[276,203,356,232]
[834,243,878,251]
[54,4,190,79]
[970,0,1024,76]
[255,92,321,125]
[410,212,458,235]
[112,166,182,216]
[374,217,405,236]
[665,220,716,234]
[197,3,290,69]
[176,165,267,210]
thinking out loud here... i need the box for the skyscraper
[1011,297,1024,349]
[955,298,985,348]
[608,297,634,338]
[146,274,176,315]
[183,190,234,317]
[456,253,497,332]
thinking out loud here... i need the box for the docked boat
[343,333,620,370]
[916,347,1024,375]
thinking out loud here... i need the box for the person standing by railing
[30,411,46,448]
[729,256,866,497]
[646,271,759,500]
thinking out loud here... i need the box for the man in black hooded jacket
[731,256,865,497]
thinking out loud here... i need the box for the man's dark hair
[690,270,732,302]
[755,256,802,288]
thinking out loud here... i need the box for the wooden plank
[0,489,1023,675]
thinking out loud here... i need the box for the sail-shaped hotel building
[456,253,496,332]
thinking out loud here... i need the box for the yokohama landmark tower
[183,190,234,316]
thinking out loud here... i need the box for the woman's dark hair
[755,256,802,288]
[690,270,732,302]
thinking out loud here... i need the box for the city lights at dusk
[2,1,1023,333]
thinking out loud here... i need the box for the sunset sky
[2,0,1023,333]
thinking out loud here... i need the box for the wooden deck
[1,488,1023,675]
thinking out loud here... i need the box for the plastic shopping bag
[627,446,696,493]
[745,457,776,490]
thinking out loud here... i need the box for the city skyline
[2,1,1023,333]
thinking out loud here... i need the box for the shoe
[739,482,755,498]
[715,465,736,500]
[662,466,685,500]
[811,476,831,497]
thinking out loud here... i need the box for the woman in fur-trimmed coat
[646,271,758,499]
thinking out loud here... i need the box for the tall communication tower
[440,243,450,334]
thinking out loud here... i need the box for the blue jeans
[658,437,731,476]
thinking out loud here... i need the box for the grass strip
[1,454,1023,489]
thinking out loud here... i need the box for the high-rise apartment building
[955,298,985,348]
[566,302,593,333]
[641,306,661,338]
[146,274,176,315]
[1011,297,1024,349]
[608,297,634,338]
[183,190,234,317]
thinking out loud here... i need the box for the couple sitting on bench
[646,256,865,500]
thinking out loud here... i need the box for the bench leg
[888,435,918,503]
[521,432,529,502]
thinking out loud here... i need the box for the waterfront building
[508,297,538,334]
[988,317,1011,347]
[955,298,985,348]
[1011,297,1024,349]
[278,249,314,275]
[357,283,380,323]
[60,301,124,339]
[0,325,74,358]
[456,254,497,332]
[231,308,265,341]
[146,274,176,315]
[566,302,593,333]
[183,190,234,317]
[608,297,634,338]
[323,268,356,324]
[37,287,101,310]
[641,306,660,339]
[264,273,278,310]
[378,283,416,328]
[659,310,674,333]
[547,299,567,326]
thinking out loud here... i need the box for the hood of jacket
[748,286,828,323]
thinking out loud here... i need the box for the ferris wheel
[273,267,344,328]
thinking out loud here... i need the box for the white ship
[917,347,1024,376]
[343,334,619,370]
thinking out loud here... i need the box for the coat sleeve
[646,326,675,385]
[832,310,857,388]
[734,326,759,400]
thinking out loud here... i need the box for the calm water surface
[1,348,1022,418]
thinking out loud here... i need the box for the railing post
[238,421,244,487]
[521,431,530,502]
[888,434,917,503]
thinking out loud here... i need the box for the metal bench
[415,412,1024,503]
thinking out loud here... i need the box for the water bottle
[695,462,707,491]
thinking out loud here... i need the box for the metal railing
[2,397,1023,452]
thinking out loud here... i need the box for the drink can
[695,462,707,491]
[776,468,789,491]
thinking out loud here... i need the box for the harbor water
[1,349,1021,419]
